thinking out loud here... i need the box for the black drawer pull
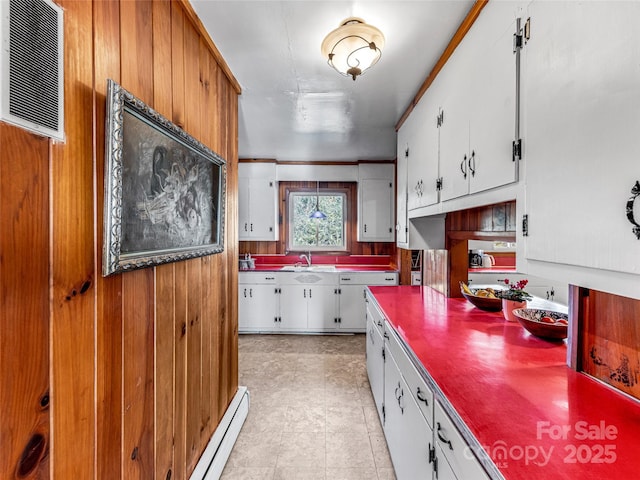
[437,422,453,450]
[416,387,429,406]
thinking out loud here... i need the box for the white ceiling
[191,0,474,162]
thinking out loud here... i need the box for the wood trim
[396,0,489,131]
[177,0,242,94]
[447,231,517,242]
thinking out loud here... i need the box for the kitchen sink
[280,265,337,272]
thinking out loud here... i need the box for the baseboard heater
[189,386,249,480]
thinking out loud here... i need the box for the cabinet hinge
[522,214,529,237]
[382,347,386,361]
[428,443,436,464]
[382,404,386,423]
[436,177,443,191]
[436,109,444,128]
[405,147,409,158]
[389,182,392,188]
[512,138,523,161]
[513,17,531,53]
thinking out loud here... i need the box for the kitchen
[1,1,639,480]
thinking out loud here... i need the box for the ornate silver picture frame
[103,79,226,276]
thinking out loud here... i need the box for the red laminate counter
[368,285,640,480]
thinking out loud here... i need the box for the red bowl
[512,308,568,340]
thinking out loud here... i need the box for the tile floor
[220,334,396,480]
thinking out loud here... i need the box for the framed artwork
[102,79,225,276]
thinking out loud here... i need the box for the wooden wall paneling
[173,262,188,480]
[120,1,156,478]
[170,3,188,478]
[94,0,124,478]
[152,1,175,479]
[224,76,240,414]
[183,19,204,473]
[51,1,96,478]
[198,41,218,447]
[0,126,50,479]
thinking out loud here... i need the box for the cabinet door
[396,126,410,246]
[338,284,366,331]
[248,177,277,240]
[468,2,518,195]
[384,350,434,480]
[238,177,251,239]
[360,179,394,241]
[306,285,338,331]
[279,285,308,331]
[438,52,471,202]
[524,1,640,278]
[366,301,386,423]
[410,89,440,209]
[238,285,278,332]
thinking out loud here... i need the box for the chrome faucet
[299,251,312,267]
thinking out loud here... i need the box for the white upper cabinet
[238,162,278,241]
[358,164,395,242]
[522,1,640,287]
[440,1,519,202]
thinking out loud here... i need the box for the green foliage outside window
[289,192,345,250]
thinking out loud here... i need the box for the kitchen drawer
[238,272,278,284]
[340,272,398,286]
[434,400,490,480]
[385,325,433,428]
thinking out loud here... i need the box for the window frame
[285,186,350,254]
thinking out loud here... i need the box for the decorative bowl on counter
[461,290,503,312]
[511,308,569,340]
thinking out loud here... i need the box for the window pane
[289,192,346,251]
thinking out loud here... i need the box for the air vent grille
[9,0,59,130]
[0,0,63,140]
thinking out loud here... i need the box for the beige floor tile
[277,432,326,468]
[225,429,281,468]
[224,334,396,480]
[273,466,326,480]
[326,405,367,433]
[326,431,376,469]
[325,467,379,480]
[219,466,275,480]
[369,433,394,469]
[283,405,326,433]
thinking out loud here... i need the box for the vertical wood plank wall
[0,1,240,479]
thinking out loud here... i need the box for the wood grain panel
[580,290,640,400]
[51,1,96,478]
[0,125,50,480]
[120,1,156,477]
[94,1,124,478]
[152,2,175,479]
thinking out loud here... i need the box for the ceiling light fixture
[321,17,385,81]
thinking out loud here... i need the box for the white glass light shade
[321,17,385,81]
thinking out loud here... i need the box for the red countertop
[368,285,640,480]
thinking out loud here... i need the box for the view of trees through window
[289,192,346,250]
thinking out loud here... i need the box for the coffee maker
[469,249,483,268]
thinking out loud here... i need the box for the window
[288,190,347,252]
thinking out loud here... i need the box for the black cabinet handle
[416,387,429,406]
[460,155,467,179]
[469,150,476,177]
[437,422,453,450]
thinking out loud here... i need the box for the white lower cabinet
[339,272,398,331]
[238,273,279,332]
[239,271,398,333]
[434,401,490,480]
[384,340,434,480]
[365,291,492,480]
[279,273,338,332]
[366,303,385,424]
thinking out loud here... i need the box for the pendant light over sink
[321,17,385,81]
[309,181,326,219]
